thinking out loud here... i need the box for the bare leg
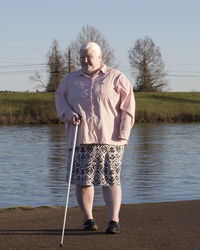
[102,185,122,222]
[76,185,94,222]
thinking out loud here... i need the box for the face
[80,49,101,75]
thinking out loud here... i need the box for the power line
[168,70,200,73]
[0,63,46,68]
[0,69,46,75]
[167,74,200,78]
[121,70,200,78]
[0,62,200,78]
[0,63,47,75]
[2,71,200,78]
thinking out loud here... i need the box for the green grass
[135,92,200,122]
[0,205,51,213]
[0,92,58,124]
[0,206,33,213]
[0,91,200,124]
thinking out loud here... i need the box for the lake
[0,123,200,209]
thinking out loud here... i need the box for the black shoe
[83,219,98,231]
[106,220,120,234]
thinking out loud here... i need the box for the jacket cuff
[118,130,130,140]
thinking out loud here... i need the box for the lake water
[0,123,200,209]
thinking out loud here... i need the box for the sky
[0,0,200,92]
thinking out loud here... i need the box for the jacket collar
[79,64,107,76]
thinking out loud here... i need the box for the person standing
[55,42,135,234]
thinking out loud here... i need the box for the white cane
[60,122,79,247]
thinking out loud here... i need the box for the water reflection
[0,123,200,208]
[47,125,68,183]
[121,124,166,203]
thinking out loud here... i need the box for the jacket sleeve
[55,76,76,123]
[118,73,135,140]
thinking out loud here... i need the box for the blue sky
[0,0,200,91]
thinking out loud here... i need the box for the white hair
[80,42,102,57]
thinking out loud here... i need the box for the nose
[84,57,88,63]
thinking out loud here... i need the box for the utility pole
[68,50,71,73]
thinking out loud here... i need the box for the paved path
[0,200,200,249]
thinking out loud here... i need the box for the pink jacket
[55,65,135,148]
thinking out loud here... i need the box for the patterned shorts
[67,144,124,186]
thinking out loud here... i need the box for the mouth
[84,64,91,68]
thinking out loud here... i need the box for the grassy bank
[0,92,200,124]
[135,92,200,122]
[0,92,58,124]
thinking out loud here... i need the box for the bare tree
[128,37,167,92]
[29,27,116,91]
[67,24,116,70]
[46,40,67,92]
[29,71,47,90]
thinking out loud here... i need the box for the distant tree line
[30,24,167,92]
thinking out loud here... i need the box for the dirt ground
[0,200,200,250]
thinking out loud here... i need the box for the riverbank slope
[0,92,200,124]
[0,200,200,249]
